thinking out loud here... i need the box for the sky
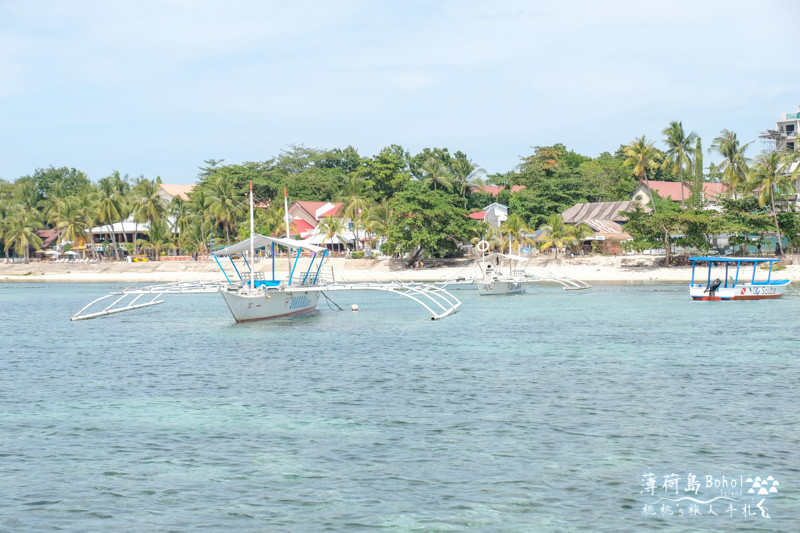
[1,0,799,185]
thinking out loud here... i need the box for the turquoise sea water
[1,282,799,532]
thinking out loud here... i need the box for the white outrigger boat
[72,186,462,322]
[477,252,527,296]
[439,240,591,294]
[689,256,790,301]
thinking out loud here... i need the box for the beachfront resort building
[760,106,800,152]
[760,105,800,206]
[286,201,360,252]
[561,201,638,254]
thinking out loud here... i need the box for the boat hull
[477,279,525,296]
[689,281,789,301]
[220,287,320,322]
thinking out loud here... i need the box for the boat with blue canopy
[689,256,790,301]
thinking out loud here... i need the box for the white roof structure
[89,216,178,235]
[213,234,326,256]
[301,229,356,246]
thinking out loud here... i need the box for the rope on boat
[321,291,344,311]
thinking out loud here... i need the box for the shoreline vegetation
[2,254,798,284]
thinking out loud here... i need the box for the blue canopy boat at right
[689,256,790,301]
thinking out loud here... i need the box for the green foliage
[362,145,411,202]
[577,155,636,201]
[508,166,587,228]
[24,166,91,201]
[384,182,475,258]
[351,251,365,259]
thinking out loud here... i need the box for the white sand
[2,255,798,284]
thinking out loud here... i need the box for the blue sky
[2,0,799,185]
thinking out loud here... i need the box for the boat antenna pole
[249,181,255,287]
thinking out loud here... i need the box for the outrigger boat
[439,238,591,294]
[477,252,527,296]
[689,256,790,301]
[72,186,462,322]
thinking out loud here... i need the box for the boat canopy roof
[213,234,327,256]
[689,256,780,264]
[485,252,530,263]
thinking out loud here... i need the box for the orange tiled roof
[159,183,195,201]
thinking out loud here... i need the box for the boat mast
[284,188,292,269]
[249,181,255,287]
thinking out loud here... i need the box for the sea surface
[1,281,799,532]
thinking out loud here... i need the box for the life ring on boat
[476,240,490,253]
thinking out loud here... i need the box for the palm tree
[75,189,100,259]
[421,157,454,191]
[95,181,124,260]
[169,196,195,251]
[188,188,213,253]
[338,173,369,250]
[255,204,286,237]
[451,157,486,207]
[662,121,697,208]
[0,204,12,262]
[208,175,244,244]
[363,200,392,249]
[500,213,531,254]
[132,177,167,254]
[49,197,87,251]
[623,136,660,213]
[316,216,346,253]
[135,219,175,260]
[711,129,751,198]
[537,214,577,258]
[3,205,43,263]
[749,151,799,254]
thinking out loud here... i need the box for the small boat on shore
[689,256,790,301]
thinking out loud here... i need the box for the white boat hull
[477,278,525,296]
[689,281,789,301]
[220,286,320,322]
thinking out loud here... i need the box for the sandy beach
[2,254,798,284]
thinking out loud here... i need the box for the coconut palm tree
[421,156,454,191]
[338,173,369,250]
[451,157,486,207]
[169,196,195,251]
[208,175,244,244]
[537,213,577,258]
[316,216,346,254]
[75,189,100,259]
[49,196,88,251]
[3,205,43,263]
[135,219,175,260]
[132,177,167,254]
[363,200,392,249]
[500,213,531,254]
[188,188,213,253]
[749,150,799,254]
[662,121,697,208]
[710,129,751,198]
[95,181,124,260]
[623,136,660,214]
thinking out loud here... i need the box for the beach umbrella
[64,250,78,256]
[45,250,60,256]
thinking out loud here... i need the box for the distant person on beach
[757,243,762,256]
